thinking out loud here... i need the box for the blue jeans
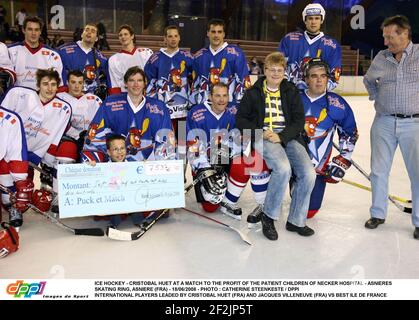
[262,139,316,227]
[370,114,419,227]
[110,213,145,227]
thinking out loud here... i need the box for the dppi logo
[6,280,46,298]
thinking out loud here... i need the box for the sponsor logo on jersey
[6,280,47,298]
[328,96,344,110]
[321,38,337,49]
[147,103,164,116]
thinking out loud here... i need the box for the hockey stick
[332,142,412,214]
[0,184,104,236]
[181,207,252,245]
[106,178,197,241]
[342,179,411,204]
[341,179,411,214]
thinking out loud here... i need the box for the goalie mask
[199,170,227,204]
[0,222,19,258]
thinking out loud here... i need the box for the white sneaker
[219,201,242,220]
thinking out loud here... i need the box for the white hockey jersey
[0,42,16,83]
[57,92,102,140]
[0,107,28,182]
[108,47,153,94]
[1,87,71,166]
[7,42,64,90]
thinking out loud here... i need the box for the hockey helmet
[0,222,19,258]
[302,58,331,80]
[302,3,326,22]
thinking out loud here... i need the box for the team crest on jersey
[83,65,96,81]
[209,58,227,85]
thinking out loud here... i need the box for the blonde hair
[264,52,286,69]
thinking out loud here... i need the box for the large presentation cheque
[57,160,185,218]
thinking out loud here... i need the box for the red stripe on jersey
[57,86,68,93]
[108,87,122,95]
[9,161,29,174]
[47,144,58,156]
[0,160,8,174]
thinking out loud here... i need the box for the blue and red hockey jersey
[186,102,241,170]
[279,31,341,91]
[144,49,194,119]
[83,94,175,162]
[190,43,251,105]
[58,41,110,94]
[300,91,358,172]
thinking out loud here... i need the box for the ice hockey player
[187,82,270,221]
[1,69,72,225]
[0,41,16,97]
[0,106,33,229]
[145,25,193,172]
[278,3,341,91]
[190,18,251,105]
[82,66,175,163]
[57,70,102,154]
[8,16,63,90]
[300,58,358,218]
[108,24,153,95]
[44,70,102,213]
[58,23,109,99]
[145,25,193,131]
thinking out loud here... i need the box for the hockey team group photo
[0,0,418,286]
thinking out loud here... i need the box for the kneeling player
[0,107,33,229]
[300,58,358,218]
[187,83,270,221]
[1,69,71,226]
[81,66,175,163]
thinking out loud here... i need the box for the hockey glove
[324,155,351,184]
[32,189,53,213]
[196,168,226,196]
[13,180,34,213]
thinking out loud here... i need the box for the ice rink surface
[1,96,417,279]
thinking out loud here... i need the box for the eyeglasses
[265,68,285,74]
